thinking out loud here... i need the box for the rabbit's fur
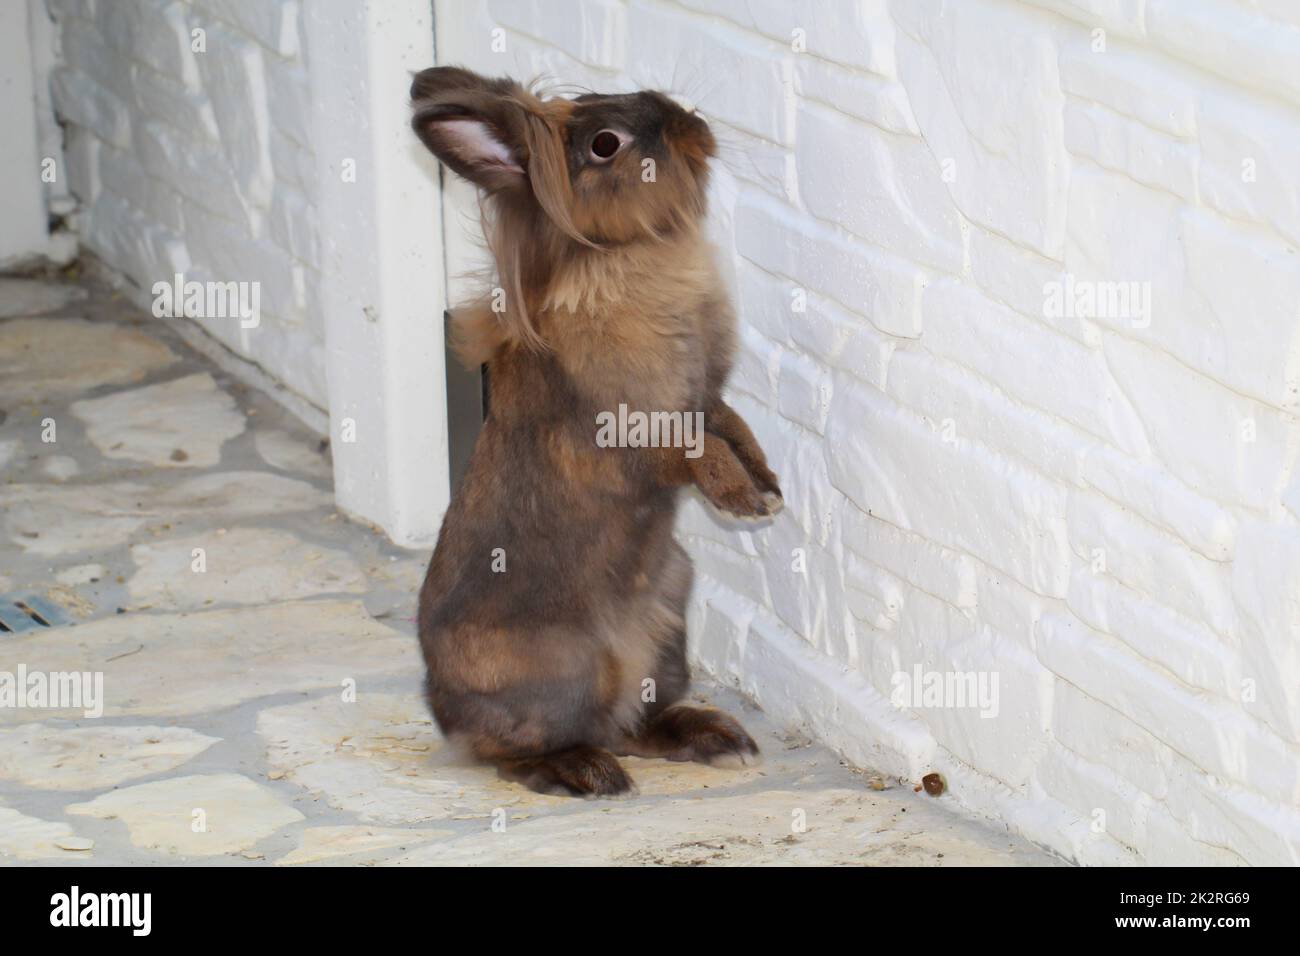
[412,67,783,796]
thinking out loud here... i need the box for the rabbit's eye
[590,130,624,162]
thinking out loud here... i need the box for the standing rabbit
[411,67,783,796]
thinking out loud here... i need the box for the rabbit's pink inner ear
[436,118,524,174]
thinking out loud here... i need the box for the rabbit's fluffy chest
[545,301,708,414]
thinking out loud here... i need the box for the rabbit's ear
[411,67,594,246]
[411,68,528,190]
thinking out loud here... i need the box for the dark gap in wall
[444,310,487,489]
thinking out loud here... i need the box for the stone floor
[0,276,1061,866]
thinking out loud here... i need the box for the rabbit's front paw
[687,433,782,521]
[747,459,783,499]
[705,476,778,520]
[759,490,784,517]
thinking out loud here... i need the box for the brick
[1079,441,1237,561]
[736,190,927,339]
[1066,566,1238,696]
[892,598,1054,789]
[1014,786,1134,864]
[1063,166,1183,338]
[99,145,183,232]
[974,567,1046,652]
[969,226,1097,347]
[1058,39,1195,138]
[729,323,780,406]
[1146,0,1300,109]
[488,0,625,71]
[676,0,897,76]
[855,616,902,701]
[1198,88,1300,248]
[269,130,315,198]
[194,0,300,58]
[218,313,327,408]
[776,349,831,433]
[1284,469,1300,521]
[1068,167,1300,412]
[1067,487,1236,636]
[921,278,1149,456]
[795,60,917,135]
[892,0,1070,257]
[843,551,903,633]
[1164,754,1300,866]
[269,186,320,267]
[1103,334,1297,510]
[99,0,201,91]
[179,198,301,321]
[791,303,893,393]
[826,380,1071,597]
[685,577,753,679]
[263,55,312,150]
[1177,208,1300,411]
[840,506,978,610]
[62,126,101,204]
[797,102,963,275]
[486,30,618,94]
[886,346,1087,488]
[745,0,896,76]
[1053,679,1174,800]
[1063,99,1197,200]
[131,70,220,143]
[732,260,792,344]
[732,601,936,779]
[195,22,273,210]
[1232,519,1300,744]
[679,537,766,613]
[297,264,325,339]
[52,67,132,149]
[133,120,243,222]
[47,0,96,19]
[1140,805,1248,866]
[82,191,190,285]
[1038,612,1300,803]
[765,520,853,661]
[60,15,133,101]
[1036,743,1152,851]
[1023,0,1146,39]
[871,565,976,668]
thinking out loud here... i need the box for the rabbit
[410,67,783,797]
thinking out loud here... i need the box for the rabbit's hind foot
[621,704,761,768]
[497,744,637,798]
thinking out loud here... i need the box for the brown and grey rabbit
[410,67,784,797]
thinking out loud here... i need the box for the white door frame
[304,0,450,548]
[1,0,70,267]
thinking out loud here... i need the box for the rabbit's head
[411,67,716,247]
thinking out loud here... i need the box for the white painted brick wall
[46,0,327,408]
[437,0,1300,865]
